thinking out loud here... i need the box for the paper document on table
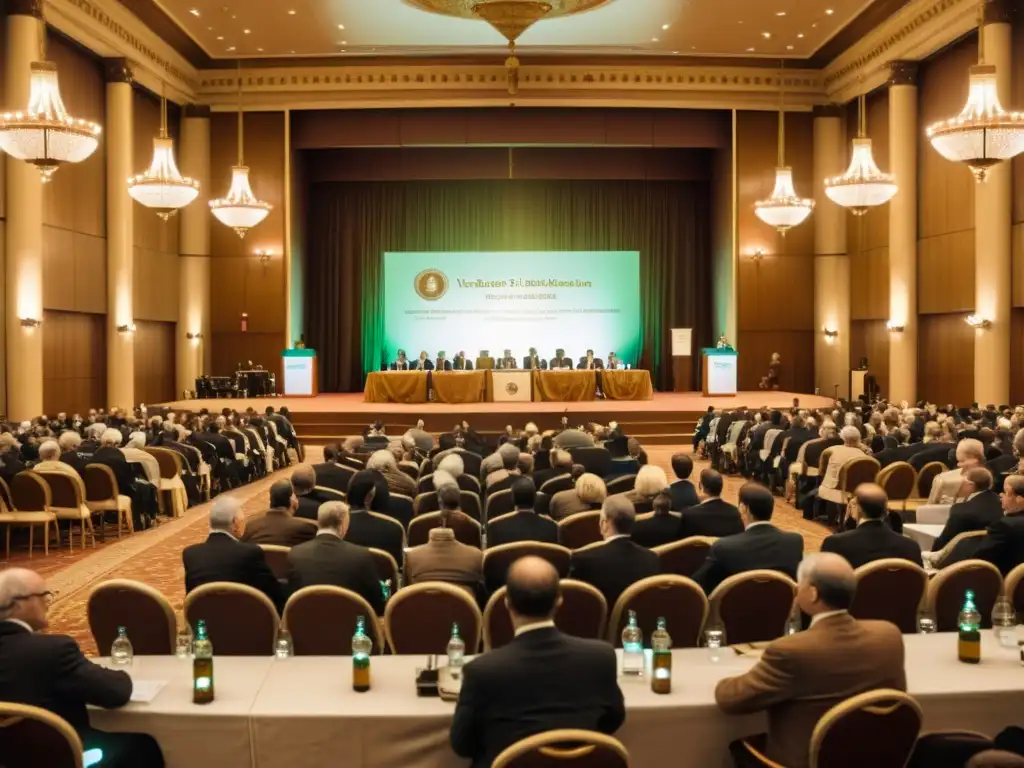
[731,642,770,658]
[130,680,167,703]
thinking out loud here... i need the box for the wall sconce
[19,317,42,328]
[886,320,905,333]
[823,328,839,344]
[116,323,136,334]
[255,249,272,265]
[750,249,765,263]
[965,314,991,329]
[186,332,203,341]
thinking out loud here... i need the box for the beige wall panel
[42,310,106,414]
[850,246,890,321]
[918,232,975,315]
[850,319,889,398]
[918,313,975,406]
[1013,223,1024,307]
[74,233,107,315]
[134,320,176,403]
[134,247,180,322]
[42,226,75,311]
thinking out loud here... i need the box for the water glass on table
[917,611,937,635]
[275,629,294,659]
[175,624,194,659]
[705,627,725,663]
[992,597,1018,649]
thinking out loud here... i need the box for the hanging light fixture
[926,1,1024,182]
[128,83,199,220]
[0,10,101,183]
[753,65,814,234]
[824,92,897,215]
[209,63,271,238]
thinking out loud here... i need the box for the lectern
[282,349,318,397]
[702,348,738,396]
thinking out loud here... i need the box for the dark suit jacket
[414,359,435,371]
[294,494,322,522]
[0,621,132,735]
[932,490,1004,551]
[802,437,843,475]
[631,512,682,548]
[452,357,473,371]
[487,511,559,548]
[182,531,284,612]
[434,359,453,371]
[241,509,317,547]
[962,512,1024,575]
[90,447,136,495]
[311,461,353,493]
[60,451,88,477]
[668,479,699,511]
[390,360,410,370]
[532,466,570,491]
[164,440,200,472]
[286,533,385,614]
[345,508,405,567]
[820,519,923,569]
[677,498,744,539]
[450,627,625,768]
[908,442,955,471]
[548,356,573,369]
[522,356,547,370]
[569,536,661,611]
[693,524,804,594]
[204,430,237,461]
[576,357,604,369]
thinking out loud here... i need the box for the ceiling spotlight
[651,37,659,42]
[662,23,670,29]
[227,46,236,51]
[797,33,804,38]
[761,31,771,39]
[825,8,834,14]
[775,10,786,15]
[216,35,224,40]
[811,22,817,27]
[786,45,794,50]
[243,28,251,34]
[746,47,755,51]
[256,47,263,52]
[287,8,296,14]
[338,23,345,29]
[189,8,200,16]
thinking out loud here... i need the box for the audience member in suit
[344,470,405,568]
[93,429,156,530]
[485,443,524,494]
[57,431,89,477]
[549,472,606,521]
[631,491,682,549]
[570,495,661,610]
[930,467,1004,553]
[488,477,558,547]
[820,483,923,568]
[908,438,957,472]
[241,479,317,547]
[928,438,985,504]
[33,439,84,482]
[450,557,624,768]
[668,453,700,510]
[406,487,484,595]
[693,482,804,594]
[693,406,715,450]
[522,348,546,370]
[203,422,244,487]
[366,448,417,497]
[715,553,906,768]
[311,443,354,494]
[805,426,870,518]
[182,496,284,613]
[285,501,385,615]
[957,474,1024,574]
[290,465,322,521]
[677,469,744,540]
[0,568,165,768]
[157,427,200,473]
[745,410,782,475]
[533,448,572,491]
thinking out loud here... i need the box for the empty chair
[654,537,716,578]
[605,475,636,496]
[144,447,188,518]
[904,462,947,513]
[87,579,176,655]
[876,462,917,513]
[926,560,1003,632]
[384,582,482,654]
[259,544,291,581]
[2,471,58,558]
[37,472,94,551]
[485,489,515,521]
[708,570,798,645]
[607,575,708,648]
[483,542,573,594]
[810,689,922,768]
[558,511,602,550]
[408,512,482,548]
[82,464,133,539]
[483,580,607,651]
[0,703,84,768]
[492,730,629,768]
[310,485,345,505]
[836,457,881,506]
[850,559,928,634]
[283,586,383,655]
[183,582,279,655]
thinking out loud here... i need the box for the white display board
[283,356,316,396]
[706,355,738,396]
[491,371,532,402]
[671,328,693,357]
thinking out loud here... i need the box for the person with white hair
[121,432,160,484]
[928,437,987,505]
[533,448,573,491]
[437,452,465,481]
[92,428,157,530]
[618,464,669,512]
[367,448,416,496]
[550,472,607,521]
[0,568,167,766]
[485,442,525,491]
[182,495,283,613]
[32,439,82,481]
[816,425,870,507]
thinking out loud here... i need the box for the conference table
[904,523,945,551]
[90,632,1024,768]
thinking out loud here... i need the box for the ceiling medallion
[404,0,613,93]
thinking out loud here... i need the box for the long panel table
[90,632,1024,768]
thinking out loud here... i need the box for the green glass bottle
[352,616,372,692]
[651,617,672,694]
[957,590,982,664]
[192,619,214,704]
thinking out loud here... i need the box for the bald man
[450,557,624,768]
[820,484,922,568]
[931,466,1004,554]
[716,553,906,768]
[291,465,321,521]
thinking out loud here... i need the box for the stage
[157,390,833,445]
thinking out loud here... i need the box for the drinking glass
[705,627,725,663]
[992,597,1018,649]
[275,629,294,659]
[918,611,937,635]
[175,626,193,659]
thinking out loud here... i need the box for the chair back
[607,575,708,648]
[459,490,482,522]
[483,542,572,593]
[413,491,441,516]
[708,570,797,644]
[761,429,783,460]
[877,462,917,503]
[492,729,629,768]
[183,582,279,655]
[283,586,382,654]
[926,559,1003,631]
[87,579,176,655]
[386,493,414,529]
[408,512,482,548]
[311,485,345,505]
[83,464,119,501]
[384,582,482,654]
[535,491,551,517]
[569,446,612,478]
[10,471,51,512]
[0,703,84,768]
[1006,563,1024,616]
[653,536,716,578]
[417,473,436,494]
[259,544,291,580]
[850,559,928,634]
[369,548,401,590]
[916,462,947,499]
[483,579,607,651]
[485,488,515,521]
[38,473,82,509]
[457,474,482,494]
[397,461,419,480]
[0,476,12,511]
[605,475,636,495]
[810,689,923,768]
[557,511,603,550]
[838,456,880,494]
[146,447,182,479]
[540,475,573,496]
[453,449,482,478]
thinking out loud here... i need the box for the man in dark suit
[182,496,284,613]
[778,414,816,478]
[668,453,700,510]
[631,491,681,548]
[344,470,405,568]
[523,347,546,370]
[434,351,453,371]
[693,406,715,450]
[693,482,804,594]
[414,350,435,371]
[57,431,89,476]
[0,568,164,768]
[312,443,355,493]
[820,483,923,568]
[286,501,385,614]
[931,467,1004,552]
[290,465,322,521]
[242,479,317,547]
[678,469,744,539]
[92,428,156,529]
[389,349,411,370]
[571,495,660,609]
[451,557,624,768]
[577,349,604,370]
[488,477,558,547]
[955,474,1024,574]
[532,448,572,491]
[452,351,473,371]
[548,348,573,369]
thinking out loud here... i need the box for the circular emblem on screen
[505,382,519,395]
[414,269,448,301]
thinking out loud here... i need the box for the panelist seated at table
[577,349,604,370]
[497,349,519,369]
[389,350,411,371]
[434,351,453,371]
[413,351,435,371]
[523,347,547,370]
[547,349,574,369]
[606,352,626,370]
[452,351,473,370]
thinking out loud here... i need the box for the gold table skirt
[363,371,488,403]
[364,369,653,402]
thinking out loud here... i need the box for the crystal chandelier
[925,2,1024,182]
[128,86,199,220]
[753,68,814,234]
[209,66,271,238]
[825,93,897,215]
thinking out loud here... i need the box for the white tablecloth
[916,504,953,525]
[91,633,1024,768]
[904,523,946,550]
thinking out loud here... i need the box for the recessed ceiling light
[652,37,659,42]
[206,25,213,30]
[227,45,236,51]
[661,23,670,30]
[761,31,771,38]
[256,47,263,52]
[776,10,786,16]
[289,49,296,53]
[189,8,200,16]
[243,28,250,34]
[825,8,834,14]
[811,22,817,27]
[746,46,755,51]
[340,40,347,44]
[797,33,804,38]
[737,20,744,24]
[287,8,296,14]
[231,15,236,19]
[786,44,794,50]
[338,23,345,29]
[690,45,696,50]
[216,35,224,40]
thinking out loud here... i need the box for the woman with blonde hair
[549,472,606,521]
[620,464,669,514]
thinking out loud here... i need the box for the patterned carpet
[3,445,827,656]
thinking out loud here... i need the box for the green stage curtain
[305,180,711,393]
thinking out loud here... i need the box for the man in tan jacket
[715,552,906,768]
[406,487,483,596]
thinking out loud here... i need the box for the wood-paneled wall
[1013,309,1024,405]
[42,310,106,415]
[133,320,176,404]
[209,111,287,375]
[849,319,890,398]
[917,313,975,406]
[735,109,815,393]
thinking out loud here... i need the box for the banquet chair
[653,536,717,578]
[492,730,629,768]
[3,471,58,559]
[384,582,482,654]
[310,485,345,505]
[284,586,383,655]
[259,544,291,581]
[903,462,947,515]
[833,457,881,508]
[607,575,707,648]
[183,582,279,655]
[456,473,482,494]
[876,462,917,513]
[604,475,636,496]
[708,570,798,645]
[450,449,482,479]
[369,547,401,592]
[925,560,1003,632]
[485,489,515,521]
[144,447,188,518]
[459,490,482,522]
[408,512,482,548]
[850,559,928,634]
[482,542,572,594]
[87,579,176,655]
[386,493,415,530]
[908,730,997,768]
[82,464,132,539]
[931,530,989,569]
[809,689,922,768]
[1005,563,1024,616]
[0,702,84,768]
[398,461,420,481]
[535,491,551,517]
[483,580,607,651]
[413,491,440,517]
[569,446,612,479]
[539,475,574,497]
[557,511,602,550]
[37,472,94,551]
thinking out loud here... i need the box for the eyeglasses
[1,590,55,610]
